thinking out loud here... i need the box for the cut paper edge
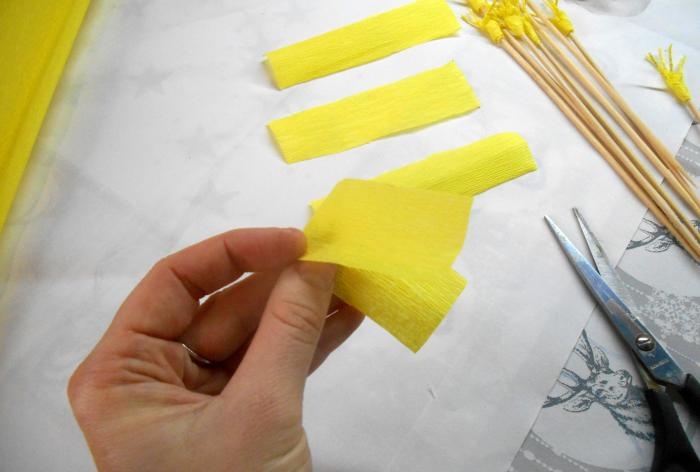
[266,0,460,89]
[268,61,479,163]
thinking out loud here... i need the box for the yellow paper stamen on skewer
[462,6,504,44]
[646,45,692,103]
[523,13,542,46]
[483,19,505,43]
[504,15,525,38]
[545,0,574,36]
[465,0,487,15]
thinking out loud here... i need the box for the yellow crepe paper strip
[305,133,537,351]
[646,45,692,103]
[268,62,479,163]
[303,179,471,352]
[335,267,467,352]
[545,0,574,36]
[304,179,471,275]
[311,132,537,211]
[0,0,91,235]
[265,0,460,89]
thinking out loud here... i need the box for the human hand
[68,228,363,472]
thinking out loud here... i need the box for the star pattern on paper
[178,126,219,160]
[130,67,171,96]
[121,0,148,18]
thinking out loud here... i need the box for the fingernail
[296,261,336,290]
[283,227,307,252]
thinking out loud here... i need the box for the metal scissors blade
[544,215,686,388]
[572,208,632,306]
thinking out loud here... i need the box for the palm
[68,228,362,472]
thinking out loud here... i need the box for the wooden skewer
[688,101,700,124]
[526,0,694,186]
[529,31,700,217]
[570,34,609,85]
[532,22,697,198]
[509,35,699,252]
[529,2,693,186]
[529,38,700,221]
[501,37,700,261]
[521,39,700,255]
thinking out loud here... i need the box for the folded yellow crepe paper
[266,0,460,89]
[268,61,479,163]
[311,132,537,211]
[335,267,466,351]
[304,179,471,274]
[302,179,472,352]
[305,133,538,351]
[0,0,91,235]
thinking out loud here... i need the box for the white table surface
[0,1,698,470]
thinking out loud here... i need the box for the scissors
[545,208,700,472]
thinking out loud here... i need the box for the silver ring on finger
[182,343,214,366]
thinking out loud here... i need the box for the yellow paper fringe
[646,45,692,103]
[303,179,471,352]
[268,62,479,163]
[306,133,537,351]
[464,1,541,46]
[0,0,91,235]
[462,5,504,44]
[545,0,574,36]
[266,0,460,89]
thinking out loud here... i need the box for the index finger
[112,227,306,339]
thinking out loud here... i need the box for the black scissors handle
[679,373,700,418]
[646,384,700,472]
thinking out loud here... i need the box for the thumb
[227,261,336,401]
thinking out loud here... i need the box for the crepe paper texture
[268,62,479,163]
[0,0,91,235]
[304,179,471,275]
[302,179,472,351]
[304,133,537,351]
[265,0,460,89]
[546,0,574,36]
[335,267,466,352]
[311,132,537,211]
